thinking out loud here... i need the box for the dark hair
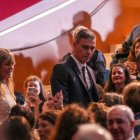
[9,104,35,129]
[39,111,58,125]
[104,63,132,93]
[14,91,25,105]
[3,116,32,140]
[102,93,123,107]
[123,82,140,113]
[87,102,109,128]
[72,26,96,43]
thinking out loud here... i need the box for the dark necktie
[82,66,99,102]
[82,66,88,89]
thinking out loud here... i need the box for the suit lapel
[68,56,88,90]
[68,56,99,101]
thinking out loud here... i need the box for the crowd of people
[0,24,140,140]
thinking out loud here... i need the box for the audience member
[126,24,140,49]
[48,104,93,140]
[24,75,46,112]
[104,63,131,94]
[3,116,36,140]
[51,25,99,107]
[71,123,113,140]
[9,104,35,129]
[111,24,140,67]
[123,37,140,79]
[96,84,105,101]
[23,75,46,120]
[123,81,140,138]
[42,90,64,111]
[135,50,140,80]
[106,105,135,140]
[14,90,25,105]
[37,110,59,140]
[102,92,123,107]
[87,49,106,86]
[87,102,109,128]
[0,48,16,122]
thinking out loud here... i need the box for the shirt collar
[71,54,86,71]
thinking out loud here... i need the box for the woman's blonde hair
[0,48,15,98]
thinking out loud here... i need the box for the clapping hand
[42,90,64,111]
[53,90,64,109]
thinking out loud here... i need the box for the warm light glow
[0,0,77,37]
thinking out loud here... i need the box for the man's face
[73,38,96,64]
[107,109,134,140]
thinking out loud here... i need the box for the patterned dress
[0,85,16,122]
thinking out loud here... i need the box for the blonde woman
[0,48,16,122]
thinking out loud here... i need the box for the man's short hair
[107,105,135,121]
[72,25,96,43]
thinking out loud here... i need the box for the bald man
[106,105,135,140]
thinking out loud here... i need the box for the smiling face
[73,38,96,64]
[0,49,15,82]
[111,66,125,85]
[107,108,134,140]
[0,60,14,81]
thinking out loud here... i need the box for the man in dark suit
[50,26,99,107]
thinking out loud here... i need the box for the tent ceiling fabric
[0,0,69,32]
[0,0,138,53]
[0,0,41,21]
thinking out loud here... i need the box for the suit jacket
[50,56,99,107]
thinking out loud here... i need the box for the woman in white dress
[0,48,16,122]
